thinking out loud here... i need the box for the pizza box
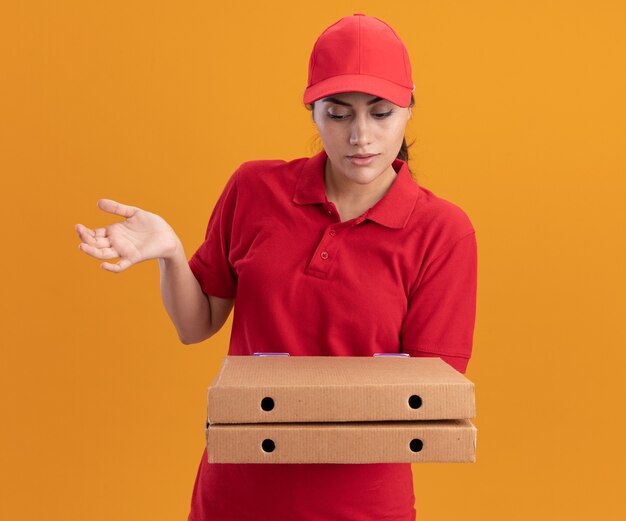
[206,355,475,424]
[205,419,477,464]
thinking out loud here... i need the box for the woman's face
[311,91,411,187]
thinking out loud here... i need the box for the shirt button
[320,251,329,260]
[327,209,332,215]
[329,229,336,236]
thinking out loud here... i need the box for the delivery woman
[75,13,477,521]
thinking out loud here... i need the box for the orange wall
[1,1,624,519]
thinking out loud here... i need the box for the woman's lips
[347,154,378,166]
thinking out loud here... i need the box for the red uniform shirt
[187,149,477,521]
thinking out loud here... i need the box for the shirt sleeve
[188,167,240,299]
[400,230,478,373]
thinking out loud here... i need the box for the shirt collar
[292,148,420,229]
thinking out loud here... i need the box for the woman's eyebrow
[321,96,384,106]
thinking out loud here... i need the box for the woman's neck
[324,158,397,211]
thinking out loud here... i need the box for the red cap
[303,14,415,108]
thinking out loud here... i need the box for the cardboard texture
[207,356,475,422]
[206,419,477,464]
[205,355,477,464]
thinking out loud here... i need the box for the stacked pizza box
[205,353,476,464]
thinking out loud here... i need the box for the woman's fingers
[93,228,111,247]
[100,259,132,273]
[75,223,94,238]
[76,215,135,273]
[78,242,120,260]
[76,223,111,248]
[97,199,138,219]
[75,223,99,245]
[77,239,134,272]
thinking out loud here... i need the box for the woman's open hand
[75,199,182,273]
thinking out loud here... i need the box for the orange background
[2,1,625,519]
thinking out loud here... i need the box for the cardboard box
[206,419,477,464]
[207,355,475,423]
[205,355,477,464]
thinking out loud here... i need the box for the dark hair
[304,93,417,179]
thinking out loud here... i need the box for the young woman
[76,13,477,521]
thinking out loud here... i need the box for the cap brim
[303,74,413,107]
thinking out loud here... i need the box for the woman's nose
[349,115,372,146]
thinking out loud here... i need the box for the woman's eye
[327,110,394,120]
[374,110,394,118]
